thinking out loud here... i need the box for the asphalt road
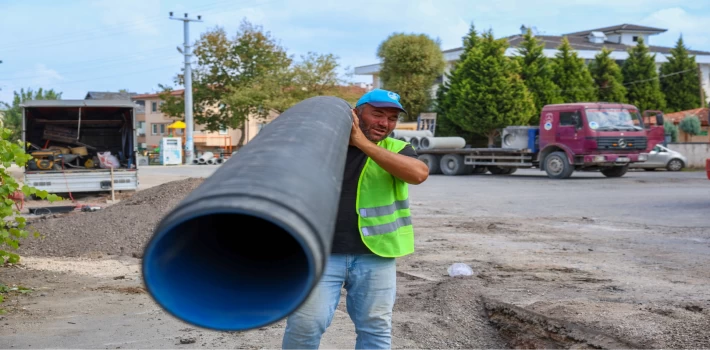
[411,168,709,228]
[138,165,710,228]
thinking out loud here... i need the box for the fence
[666,143,710,168]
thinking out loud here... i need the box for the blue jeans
[282,254,397,349]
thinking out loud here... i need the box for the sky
[1,0,709,104]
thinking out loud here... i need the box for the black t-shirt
[331,143,418,255]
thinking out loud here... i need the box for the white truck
[21,99,139,194]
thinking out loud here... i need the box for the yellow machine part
[84,159,95,168]
[32,150,60,170]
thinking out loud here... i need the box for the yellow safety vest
[355,137,414,258]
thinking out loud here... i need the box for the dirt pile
[17,178,205,258]
[393,277,508,349]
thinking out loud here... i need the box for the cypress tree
[589,47,627,103]
[551,37,597,102]
[621,36,666,112]
[660,36,701,112]
[516,28,563,124]
[443,30,536,146]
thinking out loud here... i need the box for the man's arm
[349,111,429,185]
[357,141,429,184]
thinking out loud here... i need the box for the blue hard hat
[355,89,407,114]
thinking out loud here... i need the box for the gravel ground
[17,178,205,258]
[2,170,709,349]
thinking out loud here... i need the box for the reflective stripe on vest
[358,198,409,218]
[361,216,412,236]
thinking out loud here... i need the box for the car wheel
[667,158,684,172]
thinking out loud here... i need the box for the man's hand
[349,110,368,148]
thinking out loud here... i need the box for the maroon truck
[417,102,666,179]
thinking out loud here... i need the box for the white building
[354,24,710,105]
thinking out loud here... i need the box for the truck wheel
[666,158,684,172]
[544,151,574,179]
[487,166,506,175]
[472,166,488,174]
[418,154,441,174]
[601,165,628,178]
[440,154,471,175]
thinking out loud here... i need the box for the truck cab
[537,103,664,178]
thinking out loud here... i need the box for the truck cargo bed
[416,147,533,155]
[25,169,138,193]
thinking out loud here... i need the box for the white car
[631,145,687,171]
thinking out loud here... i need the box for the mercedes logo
[618,138,627,148]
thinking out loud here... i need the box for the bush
[678,115,702,137]
[664,120,678,143]
[0,125,60,265]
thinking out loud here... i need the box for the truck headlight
[593,155,606,162]
[638,154,648,161]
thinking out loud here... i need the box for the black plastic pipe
[142,96,353,331]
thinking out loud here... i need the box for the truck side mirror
[655,114,664,126]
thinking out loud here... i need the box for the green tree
[1,88,62,142]
[660,36,701,112]
[588,47,627,103]
[551,37,597,103]
[664,120,678,142]
[377,33,446,121]
[621,36,666,112]
[433,23,488,147]
[283,52,360,106]
[442,30,536,146]
[678,115,701,141]
[516,28,563,124]
[159,21,357,146]
[159,19,293,147]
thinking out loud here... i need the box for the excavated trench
[482,297,641,349]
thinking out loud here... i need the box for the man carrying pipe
[282,89,430,349]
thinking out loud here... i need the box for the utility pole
[170,12,202,165]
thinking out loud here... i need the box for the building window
[632,36,639,42]
[152,101,157,112]
[160,124,165,134]
[219,127,228,135]
[152,124,158,135]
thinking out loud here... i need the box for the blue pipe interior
[143,213,314,331]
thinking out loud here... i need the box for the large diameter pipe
[420,136,466,150]
[141,96,353,331]
[410,136,421,149]
[198,152,214,164]
[390,129,432,139]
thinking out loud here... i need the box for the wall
[667,143,710,168]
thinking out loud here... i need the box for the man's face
[357,104,400,142]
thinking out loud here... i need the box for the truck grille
[595,136,647,150]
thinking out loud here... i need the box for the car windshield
[585,108,644,131]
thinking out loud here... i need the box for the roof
[84,91,137,100]
[21,99,138,108]
[564,24,667,36]
[542,102,639,110]
[503,34,710,55]
[133,89,185,99]
[664,107,709,126]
